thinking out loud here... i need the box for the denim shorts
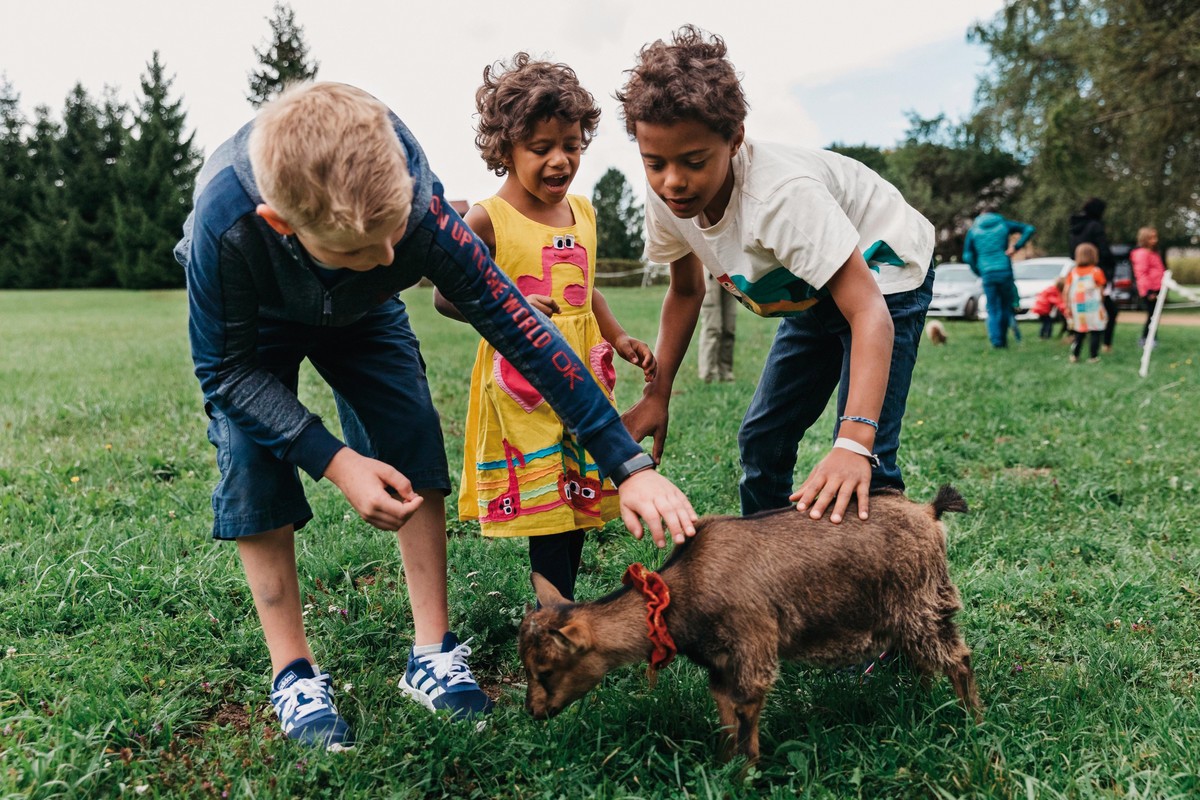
[206,297,450,540]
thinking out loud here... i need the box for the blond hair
[1136,227,1158,248]
[249,82,413,235]
[1074,242,1099,266]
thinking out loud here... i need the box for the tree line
[0,0,1195,289]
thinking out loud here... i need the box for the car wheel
[963,296,978,320]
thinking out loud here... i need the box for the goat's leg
[905,622,983,721]
[710,687,740,762]
[944,648,983,721]
[734,698,765,763]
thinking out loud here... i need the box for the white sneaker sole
[399,676,489,731]
[398,676,438,712]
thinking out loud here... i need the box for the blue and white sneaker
[270,658,354,751]
[400,632,494,719]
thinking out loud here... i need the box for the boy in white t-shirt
[617,25,935,524]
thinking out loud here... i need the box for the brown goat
[518,486,982,762]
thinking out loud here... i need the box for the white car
[1012,257,1073,319]
[977,257,1074,320]
[928,263,984,320]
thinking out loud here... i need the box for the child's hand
[617,469,698,548]
[789,448,873,524]
[527,295,560,316]
[323,447,424,531]
[615,334,658,382]
[621,393,669,464]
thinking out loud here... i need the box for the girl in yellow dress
[434,53,656,600]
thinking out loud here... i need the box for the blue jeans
[738,269,934,514]
[983,278,1017,348]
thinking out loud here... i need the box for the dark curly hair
[474,53,601,177]
[616,25,748,141]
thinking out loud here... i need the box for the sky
[0,0,1005,206]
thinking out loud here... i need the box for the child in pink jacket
[1131,226,1166,347]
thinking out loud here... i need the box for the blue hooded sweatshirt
[962,212,1036,283]
[175,111,641,482]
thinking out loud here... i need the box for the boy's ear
[531,572,568,607]
[256,204,295,236]
[729,123,745,154]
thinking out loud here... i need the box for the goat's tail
[932,485,969,519]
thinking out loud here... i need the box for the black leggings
[529,529,585,602]
[1072,330,1103,359]
[1102,296,1119,347]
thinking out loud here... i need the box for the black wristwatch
[609,452,657,486]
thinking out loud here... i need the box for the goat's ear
[531,572,567,607]
[549,619,593,655]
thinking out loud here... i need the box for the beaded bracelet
[838,415,879,431]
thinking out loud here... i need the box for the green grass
[1,288,1198,799]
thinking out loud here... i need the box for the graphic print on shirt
[517,234,588,307]
[722,267,826,317]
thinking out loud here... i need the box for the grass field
[1,288,1198,799]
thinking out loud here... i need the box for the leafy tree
[971,0,1200,248]
[885,114,1023,261]
[113,52,203,289]
[247,2,320,109]
[0,76,30,287]
[828,142,893,182]
[591,167,644,260]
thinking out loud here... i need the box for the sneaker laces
[272,673,336,724]
[416,638,478,688]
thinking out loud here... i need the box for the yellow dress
[458,195,621,537]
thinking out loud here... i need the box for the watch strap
[609,452,657,486]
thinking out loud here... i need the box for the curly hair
[474,53,601,177]
[616,25,748,140]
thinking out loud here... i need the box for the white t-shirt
[644,138,934,317]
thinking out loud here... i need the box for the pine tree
[114,52,203,289]
[0,76,31,287]
[16,106,65,288]
[247,2,320,109]
[591,168,644,260]
[40,84,126,287]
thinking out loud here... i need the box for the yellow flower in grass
[70,476,80,484]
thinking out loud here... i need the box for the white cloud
[1,0,1004,206]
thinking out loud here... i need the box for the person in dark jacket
[175,82,697,750]
[1067,197,1118,352]
[962,209,1036,348]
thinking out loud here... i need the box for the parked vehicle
[1011,257,1073,320]
[1109,244,1139,309]
[928,263,984,320]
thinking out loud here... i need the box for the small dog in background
[926,319,948,345]
[518,487,982,763]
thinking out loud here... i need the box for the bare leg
[237,525,313,676]
[395,489,450,647]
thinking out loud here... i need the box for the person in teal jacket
[962,210,1036,348]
